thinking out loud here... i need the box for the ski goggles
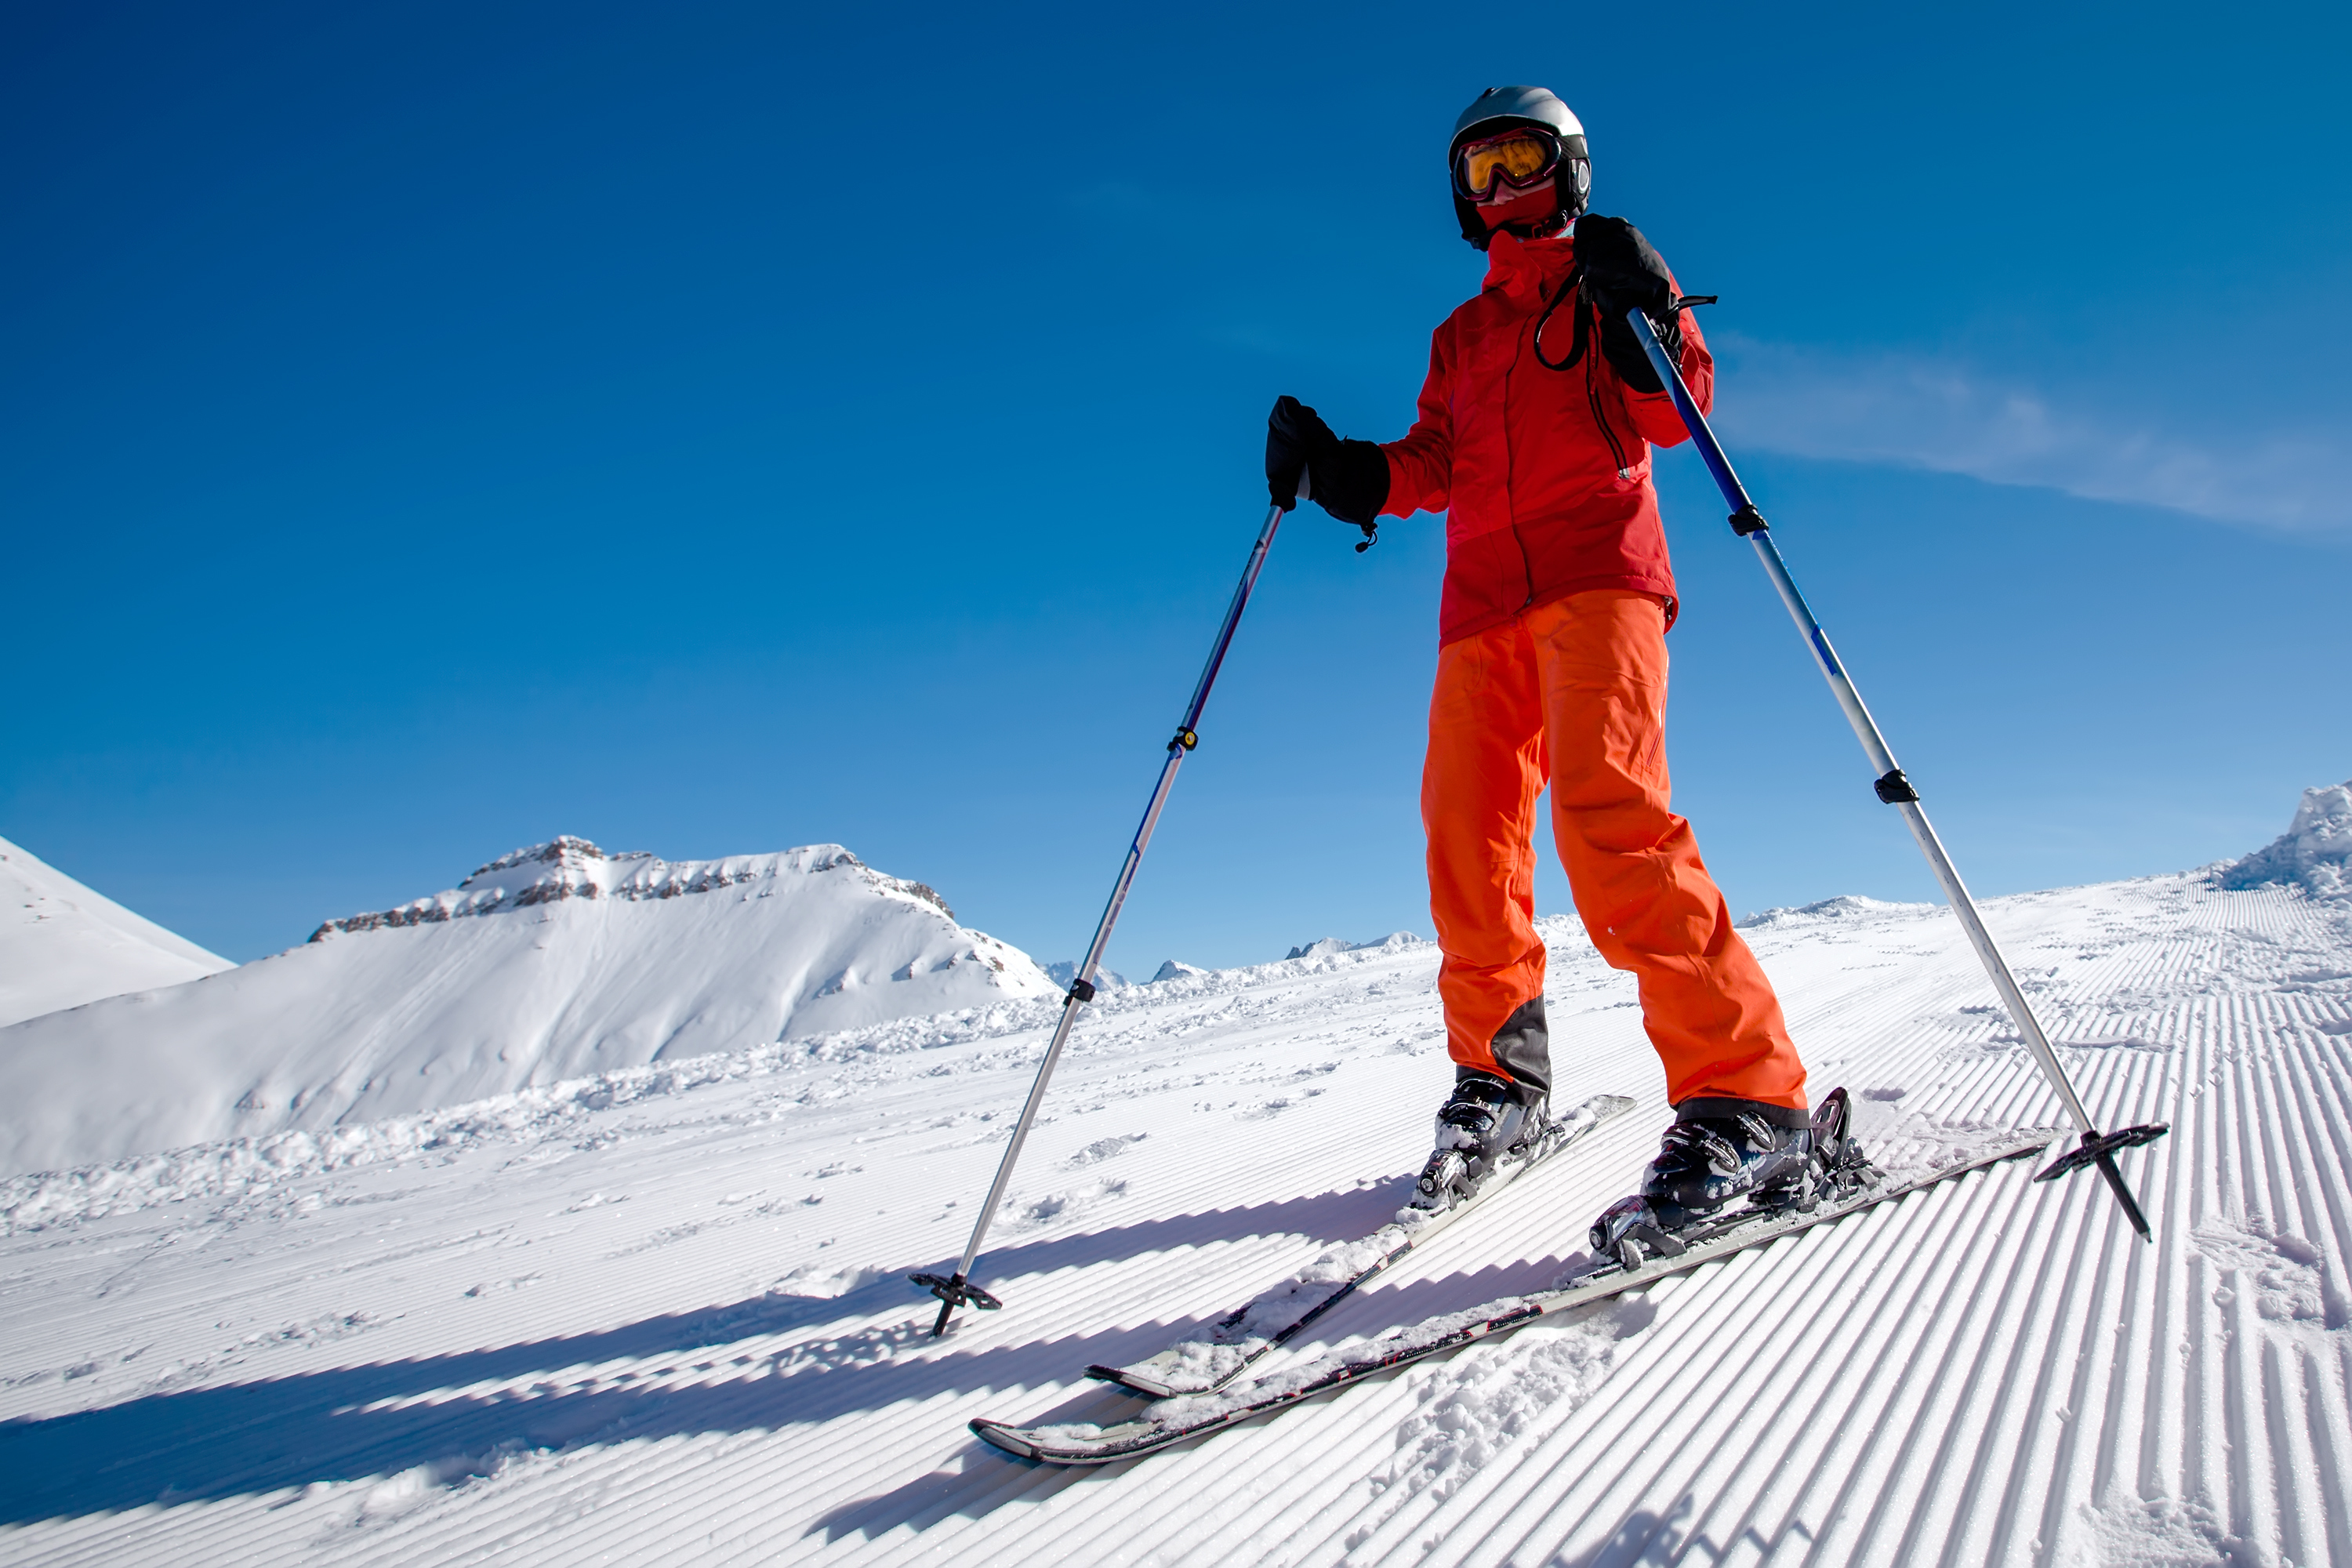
[1453,128,1561,200]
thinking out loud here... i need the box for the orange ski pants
[1423,589,1807,1110]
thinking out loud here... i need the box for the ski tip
[1082,1364,1177,1396]
[969,1419,1038,1460]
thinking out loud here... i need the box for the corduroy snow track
[0,869,2344,1565]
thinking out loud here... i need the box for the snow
[1285,933,1420,960]
[0,837,1057,1177]
[1101,1098,1630,1397]
[0,858,2345,1564]
[0,833,230,1029]
[1044,959,1129,991]
[2220,776,2352,899]
[1737,892,1939,929]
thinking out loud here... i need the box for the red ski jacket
[1379,228,1713,646]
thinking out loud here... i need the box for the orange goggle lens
[1455,132,1557,198]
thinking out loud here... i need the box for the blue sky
[5,0,2347,975]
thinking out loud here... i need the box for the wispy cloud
[1708,336,2350,535]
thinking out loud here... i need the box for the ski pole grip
[1297,463,1312,507]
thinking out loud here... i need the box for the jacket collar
[1481,228,1577,303]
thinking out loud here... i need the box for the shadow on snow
[0,1178,1526,1524]
[804,1237,1595,1544]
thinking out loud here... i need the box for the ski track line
[790,945,1947,1561]
[949,1123,1626,1565]
[1337,1176,1886,1564]
[1630,1184,1978,1567]
[0,1025,2004,1561]
[1450,1162,2031,1566]
[1603,1152,2014,1566]
[340,1120,1425,1564]
[885,1087,1664,1566]
[0,876,2345,1565]
[1374,1197,1822,1563]
[280,1029,1599,1568]
[1185,1116,1674,1567]
[510,1081,1392,1561]
[1773,1159,2034,1565]
[1448,1169,1928,1557]
[1869,1123,2087,1566]
[905,1106,1666,1568]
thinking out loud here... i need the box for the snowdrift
[2220,775,2352,899]
[0,837,1055,1176]
[0,833,230,1029]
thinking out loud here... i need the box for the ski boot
[1591,1088,1867,1269]
[1408,1069,1548,1216]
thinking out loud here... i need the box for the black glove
[1265,395,1389,532]
[1574,214,1682,395]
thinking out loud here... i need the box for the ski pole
[913,468,1308,1334]
[1624,306,2168,1241]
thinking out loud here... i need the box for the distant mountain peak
[1282,934,1421,960]
[1044,960,1128,992]
[2,837,1054,1174]
[1737,895,1937,930]
[468,836,647,879]
[314,839,955,942]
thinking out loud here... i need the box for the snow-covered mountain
[0,837,1055,1176]
[1043,959,1129,992]
[0,833,231,1029]
[1283,932,1419,960]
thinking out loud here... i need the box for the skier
[1265,86,1819,1244]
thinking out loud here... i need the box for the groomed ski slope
[0,870,2345,1566]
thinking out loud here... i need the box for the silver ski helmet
[1448,85,1591,249]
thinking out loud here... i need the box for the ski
[973,1127,2059,1465]
[1086,1092,1638,1398]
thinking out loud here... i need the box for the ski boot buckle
[1592,1196,1690,1272]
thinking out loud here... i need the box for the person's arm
[1574,214,1712,445]
[1620,291,1711,448]
[1377,328,1455,517]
